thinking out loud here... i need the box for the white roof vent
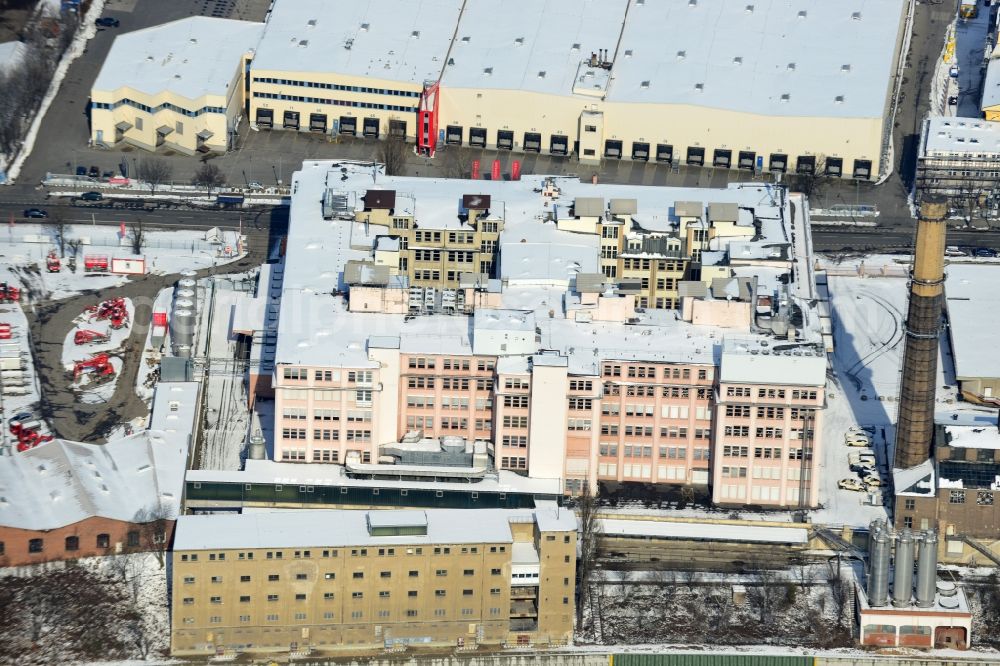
[461,35,470,43]
[834,95,845,103]
[189,37,197,44]
[640,80,650,88]
[537,70,546,79]
[483,67,493,76]
[307,18,317,27]
[733,56,743,65]
[514,37,524,47]
[360,22,369,31]
[571,43,580,51]
[677,50,686,60]
[787,62,796,71]
[797,10,807,18]
[694,82,704,92]
[688,0,697,6]
[780,93,790,102]
[851,11,862,20]
[636,0,645,4]
[298,39,309,47]
[411,30,420,39]
[745,4,754,12]
[841,64,852,73]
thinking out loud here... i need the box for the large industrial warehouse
[91,0,908,178]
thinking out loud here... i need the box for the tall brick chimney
[893,199,948,469]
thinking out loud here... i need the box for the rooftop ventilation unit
[360,22,369,31]
[780,93,790,102]
[515,37,524,47]
[411,30,420,38]
[851,11,862,20]
[787,62,796,71]
[677,50,686,60]
[640,80,650,88]
[733,56,743,65]
[461,35,470,43]
[834,95,845,103]
[694,82,704,91]
[797,10,807,18]
[537,70,546,78]
[625,49,633,57]
[841,64,852,72]
[307,18,317,27]
[571,43,580,51]
[298,39,309,47]
[483,67,493,76]
[745,4,754,12]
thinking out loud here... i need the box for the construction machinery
[74,329,110,345]
[73,353,115,381]
[46,250,61,273]
[86,297,129,329]
[9,419,53,453]
[0,282,20,303]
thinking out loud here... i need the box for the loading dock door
[469,127,487,148]
[524,132,541,152]
[339,116,356,135]
[363,117,379,138]
[446,125,463,145]
[550,135,568,156]
[769,153,787,173]
[256,108,273,129]
[632,142,649,161]
[309,113,327,132]
[283,111,300,130]
[497,130,514,150]
[686,147,705,166]
[655,144,673,164]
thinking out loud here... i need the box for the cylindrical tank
[893,529,916,607]
[248,432,266,460]
[175,288,197,308]
[170,309,195,357]
[174,298,194,312]
[916,530,939,607]
[868,525,891,607]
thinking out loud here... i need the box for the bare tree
[138,158,172,196]
[192,161,226,198]
[576,481,602,627]
[47,208,68,257]
[128,220,146,255]
[378,135,407,176]
[441,148,467,179]
[132,502,172,568]
[746,561,782,625]
[788,156,827,202]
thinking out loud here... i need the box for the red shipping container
[152,312,168,327]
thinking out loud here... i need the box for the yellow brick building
[170,508,576,656]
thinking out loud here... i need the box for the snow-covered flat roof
[440,0,624,96]
[922,116,1000,156]
[93,17,263,101]
[0,41,26,72]
[947,264,1000,380]
[606,0,904,118]
[251,0,462,83]
[720,336,826,386]
[599,518,809,545]
[173,507,575,551]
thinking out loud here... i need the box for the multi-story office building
[915,116,1000,220]
[92,0,907,180]
[170,507,576,656]
[261,163,830,507]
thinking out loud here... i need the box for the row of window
[92,98,225,116]
[254,92,416,113]
[183,606,513,626]
[251,76,421,98]
[179,545,508,563]
[725,387,819,400]
[603,364,708,380]
[17,530,145,555]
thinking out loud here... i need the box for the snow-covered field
[0,551,169,664]
[0,224,243,301]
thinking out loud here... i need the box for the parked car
[862,474,883,489]
[75,165,86,176]
[974,247,998,258]
[95,17,120,27]
[8,411,33,424]
[839,478,864,492]
[23,208,48,218]
[845,432,871,447]
[80,191,103,201]
[102,170,114,179]
[88,166,100,178]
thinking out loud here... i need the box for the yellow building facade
[170,508,576,657]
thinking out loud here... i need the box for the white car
[845,433,871,447]
[839,478,865,492]
[862,474,883,488]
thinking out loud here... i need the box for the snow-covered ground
[75,355,123,404]
[954,4,992,118]
[0,224,243,301]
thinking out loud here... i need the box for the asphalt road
[812,225,1000,253]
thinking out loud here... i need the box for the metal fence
[0,229,231,254]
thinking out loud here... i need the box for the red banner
[491,159,501,181]
[471,159,480,179]
[512,160,521,181]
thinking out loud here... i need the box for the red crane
[74,329,111,345]
[46,250,61,273]
[73,353,115,380]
